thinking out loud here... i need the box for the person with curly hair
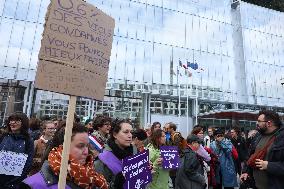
[0,112,34,188]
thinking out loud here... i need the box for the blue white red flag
[89,135,104,152]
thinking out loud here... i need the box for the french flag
[89,135,104,153]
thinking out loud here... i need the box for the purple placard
[160,146,180,169]
[122,150,152,189]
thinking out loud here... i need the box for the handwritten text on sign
[0,150,28,176]
[36,0,115,100]
[40,0,114,71]
[160,146,180,169]
[122,150,152,189]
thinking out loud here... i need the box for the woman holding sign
[0,112,34,189]
[146,129,169,189]
[22,123,108,189]
[95,119,134,189]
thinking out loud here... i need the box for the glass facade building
[0,0,283,129]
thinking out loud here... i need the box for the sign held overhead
[35,0,115,100]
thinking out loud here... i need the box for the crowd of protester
[0,109,283,189]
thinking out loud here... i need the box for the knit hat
[213,128,225,136]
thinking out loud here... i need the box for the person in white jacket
[204,127,215,148]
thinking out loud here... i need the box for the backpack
[172,132,187,150]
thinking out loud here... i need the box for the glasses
[46,128,56,131]
[216,134,224,138]
[9,119,21,124]
[257,120,268,123]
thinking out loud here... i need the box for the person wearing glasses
[210,128,238,189]
[0,112,34,188]
[92,115,112,148]
[240,110,284,189]
[29,120,56,175]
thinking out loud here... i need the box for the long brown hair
[150,129,165,149]
[7,112,30,139]
[191,125,203,135]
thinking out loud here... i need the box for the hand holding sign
[156,157,163,166]
[160,146,180,169]
[36,0,115,100]
[0,151,28,176]
[122,150,152,189]
[35,0,115,188]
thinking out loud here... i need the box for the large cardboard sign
[160,146,180,169]
[35,0,115,100]
[0,151,28,176]
[122,150,152,189]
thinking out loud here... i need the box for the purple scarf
[98,151,122,175]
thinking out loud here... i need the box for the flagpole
[195,83,198,124]
[193,51,198,125]
[186,73,189,135]
[178,66,181,129]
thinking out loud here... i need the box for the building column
[140,93,151,128]
[26,83,35,117]
[231,1,248,104]
[23,82,32,114]
[191,99,199,126]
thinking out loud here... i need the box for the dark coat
[244,127,284,189]
[29,129,41,141]
[231,136,248,162]
[266,127,284,189]
[0,133,34,188]
[175,147,206,189]
[231,136,248,174]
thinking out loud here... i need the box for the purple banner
[122,150,152,189]
[160,146,180,169]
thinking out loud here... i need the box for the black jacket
[231,135,248,175]
[231,136,248,162]
[266,127,284,189]
[244,127,284,189]
[0,133,34,188]
[175,147,206,189]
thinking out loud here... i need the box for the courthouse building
[0,0,283,133]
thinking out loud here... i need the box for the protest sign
[35,0,115,100]
[35,0,115,188]
[0,150,28,176]
[160,146,180,169]
[122,150,152,189]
